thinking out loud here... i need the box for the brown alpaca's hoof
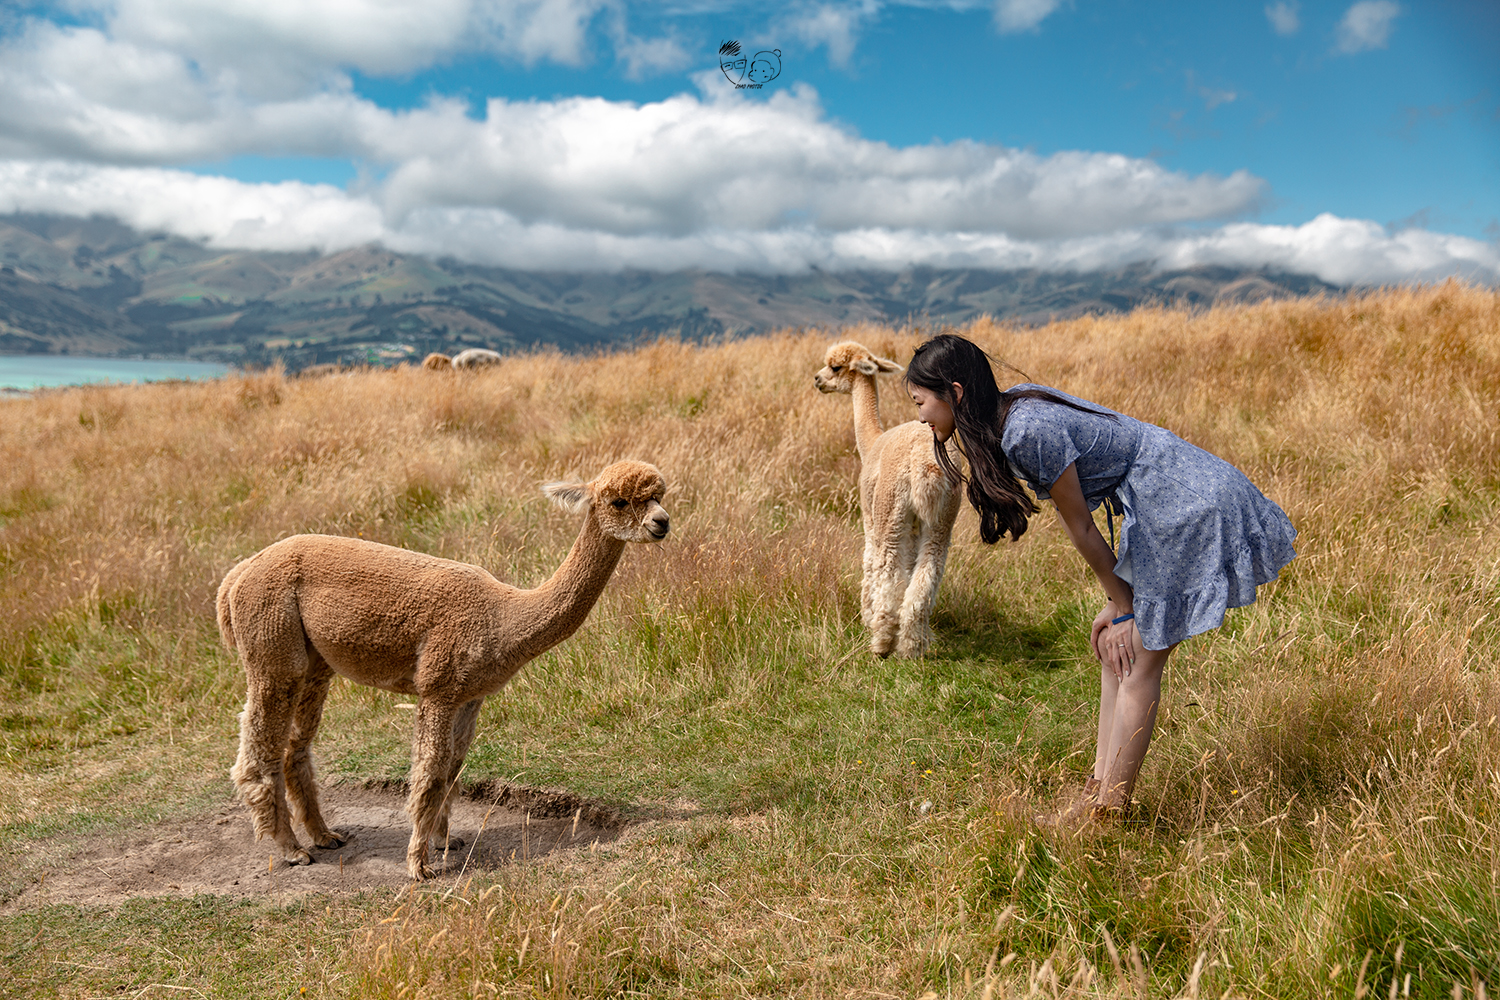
[284,848,314,866]
[313,831,347,849]
[432,835,464,851]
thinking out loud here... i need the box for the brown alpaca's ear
[542,479,591,515]
[873,355,904,374]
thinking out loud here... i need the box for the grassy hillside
[1,282,1497,997]
[1,213,1341,369]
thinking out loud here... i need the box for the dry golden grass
[1,280,1498,997]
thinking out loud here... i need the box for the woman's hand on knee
[1103,620,1140,680]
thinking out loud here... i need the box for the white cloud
[1335,0,1399,54]
[0,1,1489,289]
[368,87,1266,240]
[782,1,879,68]
[993,0,1061,34]
[55,0,609,96]
[2,161,1494,285]
[1265,1,1300,36]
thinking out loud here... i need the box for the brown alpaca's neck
[510,513,626,663]
[851,374,885,461]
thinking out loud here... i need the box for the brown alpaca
[815,342,961,658]
[421,352,453,371]
[216,460,669,879]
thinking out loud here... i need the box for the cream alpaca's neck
[851,374,886,461]
[509,513,626,664]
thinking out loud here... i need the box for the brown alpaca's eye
[830,365,842,373]
[611,498,628,509]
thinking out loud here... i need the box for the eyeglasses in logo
[719,40,781,89]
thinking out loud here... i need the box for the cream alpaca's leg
[859,535,878,630]
[432,698,484,853]
[282,653,345,850]
[868,514,917,657]
[896,524,950,658]
[231,673,310,865]
[405,699,457,879]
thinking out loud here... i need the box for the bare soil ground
[4,780,628,912]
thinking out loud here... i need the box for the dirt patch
[5,780,628,912]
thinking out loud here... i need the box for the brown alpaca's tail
[215,557,255,651]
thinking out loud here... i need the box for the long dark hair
[904,333,1104,544]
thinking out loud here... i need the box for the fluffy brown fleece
[815,342,961,658]
[216,460,669,879]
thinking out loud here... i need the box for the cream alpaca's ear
[541,479,591,515]
[852,356,904,376]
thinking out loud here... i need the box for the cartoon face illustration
[719,40,746,85]
[748,49,782,85]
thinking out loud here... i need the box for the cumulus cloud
[782,1,879,68]
[1265,1,1300,36]
[1335,0,1399,54]
[0,0,1489,288]
[2,160,1494,285]
[55,0,608,97]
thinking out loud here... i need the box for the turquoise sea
[0,355,233,390]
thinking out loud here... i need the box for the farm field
[0,282,1497,998]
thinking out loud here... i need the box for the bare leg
[432,698,484,852]
[1096,644,1174,813]
[282,651,345,850]
[405,699,457,879]
[1094,663,1119,783]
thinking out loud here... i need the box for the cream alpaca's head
[542,461,670,542]
[813,341,903,394]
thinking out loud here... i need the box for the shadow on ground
[4,781,627,912]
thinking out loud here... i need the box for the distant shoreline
[0,354,234,391]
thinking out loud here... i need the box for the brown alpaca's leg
[432,697,484,853]
[282,651,345,850]
[230,670,310,865]
[405,699,457,880]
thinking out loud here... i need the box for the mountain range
[0,213,1343,369]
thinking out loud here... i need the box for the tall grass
[1,281,1498,997]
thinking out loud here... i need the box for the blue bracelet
[1111,613,1135,625]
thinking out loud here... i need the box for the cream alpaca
[815,342,961,658]
[216,460,669,879]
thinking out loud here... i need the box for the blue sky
[0,0,1495,282]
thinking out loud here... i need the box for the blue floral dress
[1001,385,1297,650]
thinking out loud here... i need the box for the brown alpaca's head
[542,461,669,542]
[813,341,903,394]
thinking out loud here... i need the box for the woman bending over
[904,334,1296,820]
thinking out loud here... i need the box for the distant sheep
[815,341,962,658]
[216,460,670,879]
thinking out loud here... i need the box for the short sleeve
[1002,402,1080,499]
